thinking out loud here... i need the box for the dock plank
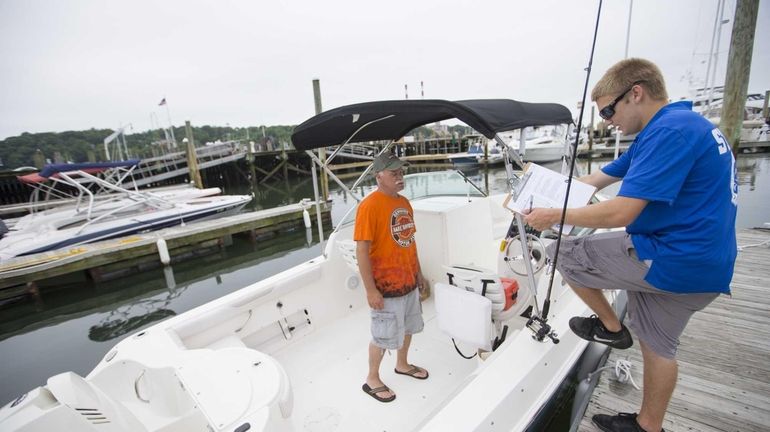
[578,228,770,432]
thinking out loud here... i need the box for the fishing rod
[537,0,604,330]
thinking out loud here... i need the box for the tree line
[0,124,471,169]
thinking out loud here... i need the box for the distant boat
[500,125,587,163]
[449,138,505,167]
[0,160,251,261]
[685,86,769,144]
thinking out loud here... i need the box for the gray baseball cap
[372,152,409,172]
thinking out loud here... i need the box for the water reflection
[737,157,758,191]
[89,309,176,342]
[87,266,184,342]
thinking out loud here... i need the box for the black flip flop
[362,383,396,403]
[394,365,429,380]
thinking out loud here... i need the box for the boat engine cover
[176,347,286,431]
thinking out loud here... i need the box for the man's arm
[579,170,622,191]
[356,240,384,309]
[523,196,648,231]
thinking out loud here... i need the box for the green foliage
[0,125,298,168]
[0,129,113,168]
[0,123,474,168]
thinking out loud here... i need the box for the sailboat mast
[706,0,728,111]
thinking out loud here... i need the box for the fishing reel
[526,314,560,344]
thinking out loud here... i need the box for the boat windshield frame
[335,170,486,230]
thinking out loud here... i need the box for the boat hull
[0,196,251,260]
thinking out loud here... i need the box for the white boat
[685,86,769,144]
[0,161,251,261]
[498,125,587,163]
[0,99,619,432]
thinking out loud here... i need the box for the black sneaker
[592,412,665,432]
[569,315,633,349]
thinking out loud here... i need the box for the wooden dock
[0,202,331,301]
[578,228,770,432]
[586,139,769,158]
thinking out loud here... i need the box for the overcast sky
[0,0,768,140]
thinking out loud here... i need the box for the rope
[586,358,640,390]
[737,239,770,251]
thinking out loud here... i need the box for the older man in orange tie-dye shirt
[355,152,430,404]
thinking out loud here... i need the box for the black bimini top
[291,99,573,150]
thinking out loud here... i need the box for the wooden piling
[719,0,760,158]
[184,121,204,188]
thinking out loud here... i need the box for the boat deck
[578,228,770,432]
[269,298,484,432]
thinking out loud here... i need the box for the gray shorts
[370,288,424,350]
[546,231,718,359]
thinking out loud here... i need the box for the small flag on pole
[158,98,167,106]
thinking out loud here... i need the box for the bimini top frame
[291,98,574,241]
[292,99,573,152]
[17,160,144,214]
[292,98,574,201]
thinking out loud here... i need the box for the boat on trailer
[0,160,251,261]
[0,99,620,431]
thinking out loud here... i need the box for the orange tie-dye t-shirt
[354,190,419,298]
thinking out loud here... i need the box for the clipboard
[502,163,596,232]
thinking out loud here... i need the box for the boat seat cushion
[434,282,492,351]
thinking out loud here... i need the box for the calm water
[1,155,768,422]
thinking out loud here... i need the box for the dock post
[720,0,759,158]
[484,138,489,169]
[248,141,258,187]
[184,121,204,188]
[313,79,329,202]
[33,149,45,170]
[763,90,769,120]
[310,163,325,243]
[282,147,289,188]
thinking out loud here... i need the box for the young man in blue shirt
[525,58,737,432]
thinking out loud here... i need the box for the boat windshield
[337,170,486,229]
[399,170,486,201]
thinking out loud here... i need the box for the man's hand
[418,273,431,302]
[523,207,560,232]
[367,289,384,310]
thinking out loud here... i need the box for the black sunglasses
[599,81,644,120]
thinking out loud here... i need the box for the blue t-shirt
[602,101,737,294]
